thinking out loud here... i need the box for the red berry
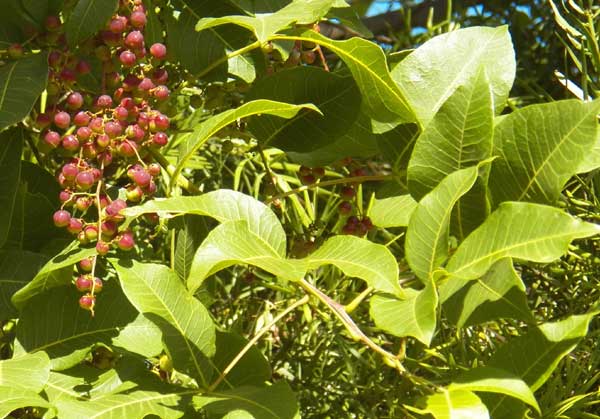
[96,241,110,255]
[130,10,147,28]
[147,163,161,176]
[347,215,359,225]
[338,201,352,215]
[79,257,94,272]
[89,117,104,133]
[84,225,98,241]
[153,85,169,100]
[44,130,61,148]
[77,126,93,141]
[60,68,77,82]
[151,68,168,84]
[79,294,96,311]
[149,43,167,59]
[118,140,138,157]
[113,106,129,120]
[66,92,84,110]
[75,59,91,74]
[138,77,154,91]
[76,196,93,211]
[133,169,151,187]
[299,165,311,176]
[126,185,143,202]
[117,231,135,250]
[313,167,325,178]
[92,277,103,293]
[54,111,71,129]
[104,121,123,138]
[44,15,61,31]
[48,50,61,67]
[96,95,113,108]
[97,150,113,166]
[101,220,118,238]
[67,218,84,234]
[342,223,356,235]
[59,190,72,204]
[152,132,168,147]
[301,174,315,185]
[119,50,137,67]
[124,31,144,49]
[62,163,79,180]
[109,15,127,33]
[340,186,355,201]
[36,113,52,129]
[53,210,71,227]
[75,275,93,292]
[152,114,169,131]
[74,111,91,127]
[75,171,95,190]
[61,135,80,152]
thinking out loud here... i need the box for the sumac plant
[0,0,599,418]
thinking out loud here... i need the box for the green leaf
[450,367,539,413]
[0,250,48,319]
[0,128,23,248]
[407,68,493,201]
[193,382,300,419]
[11,241,96,309]
[483,312,598,416]
[369,195,417,228]
[489,100,600,205]
[111,259,216,386]
[230,0,290,13]
[195,0,342,42]
[370,278,437,345]
[0,53,48,132]
[172,100,320,190]
[0,386,50,418]
[392,26,515,125]
[405,166,479,282]
[142,0,163,45]
[270,30,415,126]
[302,235,402,297]
[174,215,211,282]
[0,352,50,392]
[65,0,119,47]
[189,221,304,293]
[123,189,287,257]
[15,281,156,370]
[417,389,489,419]
[440,258,534,327]
[446,202,600,281]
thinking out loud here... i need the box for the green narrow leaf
[405,166,479,282]
[123,189,287,257]
[11,241,96,309]
[392,26,515,125]
[446,202,600,281]
[369,195,417,228]
[0,386,50,418]
[0,352,50,392]
[0,127,23,248]
[142,0,163,44]
[172,100,320,190]
[65,0,119,47]
[111,259,216,386]
[416,389,490,419]
[0,53,48,132]
[408,68,493,201]
[370,277,437,345]
[489,100,600,205]
[0,250,48,319]
[440,258,534,327]
[193,381,300,419]
[270,30,415,126]
[303,235,402,297]
[188,220,304,293]
[174,215,211,282]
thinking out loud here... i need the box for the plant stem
[208,295,310,391]
[149,148,201,195]
[197,40,262,80]
[345,286,373,314]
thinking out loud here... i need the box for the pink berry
[89,117,104,133]
[76,196,92,211]
[118,140,138,157]
[75,171,95,190]
[96,95,113,108]
[44,130,61,148]
[96,134,111,149]
[151,68,168,84]
[79,294,96,311]
[117,231,135,250]
[152,132,168,147]
[59,190,72,204]
[124,31,144,49]
[338,201,352,215]
[113,106,129,120]
[77,126,92,141]
[152,114,169,131]
[133,169,151,187]
[53,210,71,227]
[101,220,118,237]
[76,59,91,74]
[74,111,91,127]
[126,185,143,202]
[119,50,137,67]
[104,121,123,138]
[130,10,147,28]
[138,77,154,91]
[79,257,94,272]
[61,135,80,152]
[48,50,61,67]
[84,225,98,241]
[62,163,79,180]
[153,85,169,100]
[67,218,84,234]
[36,113,52,129]
[54,111,71,129]
[149,43,167,59]
[66,92,84,110]
[96,241,110,255]
[75,275,93,292]
[147,163,160,176]
[109,15,127,33]
[60,68,76,82]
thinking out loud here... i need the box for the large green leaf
[445,202,600,280]
[0,53,48,132]
[15,282,160,370]
[450,366,539,413]
[483,312,597,416]
[0,250,48,318]
[415,389,489,419]
[188,221,304,293]
[405,166,479,282]
[303,235,402,297]
[0,128,22,248]
[193,382,300,419]
[369,195,417,228]
[65,0,119,47]
[407,68,493,201]
[0,352,50,392]
[111,259,216,386]
[0,387,50,418]
[11,241,96,309]
[440,258,534,327]
[370,278,437,345]
[173,215,211,283]
[123,189,287,257]
[269,30,414,126]
[195,0,343,42]
[489,100,600,205]
[392,26,515,125]
[172,100,319,190]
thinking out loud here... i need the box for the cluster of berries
[36,1,170,313]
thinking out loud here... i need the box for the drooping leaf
[0,53,48,132]
[229,0,290,13]
[370,278,437,345]
[483,312,598,416]
[111,259,216,386]
[416,389,490,419]
[0,127,23,248]
[123,189,287,257]
[407,68,493,201]
[302,235,402,297]
[174,215,212,282]
[11,241,96,309]
[172,100,320,190]
[193,381,300,419]
[445,202,600,281]
[405,166,479,282]
[270,30,415,126]
[189,220,304,293]
[0,352,50,392]
[449,366,539,413]
[0,386,50,418]
[489,100,600,205]
[392,26,515,125]
[440,258,534,327]
[0,250,48,319]
[65,0,119,47]
[369,195,417,228]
